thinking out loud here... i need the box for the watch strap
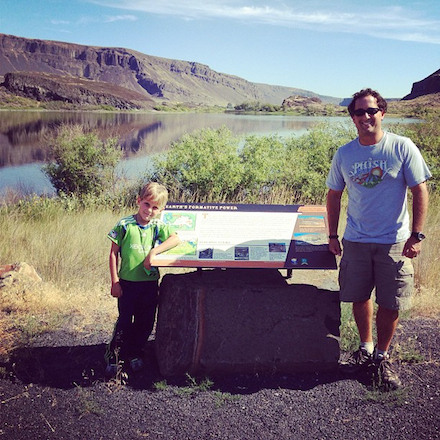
[411,232,425,241]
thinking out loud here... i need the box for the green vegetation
[231,100,346,116]
[177,374,214,394]
[233,101,281,112]
[153,126,244,202]
[152,122,357,204]
[43,125,122,197]
[75,384,103,417]
[389,112,439,193]
[0,89,119,111]
[153,380,169,391]
[363,385,410,405]
[0,114,439,360]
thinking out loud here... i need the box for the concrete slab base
[155,269,340,376]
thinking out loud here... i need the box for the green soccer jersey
[108,215,175,281]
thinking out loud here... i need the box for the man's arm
[403,181,429,258]
[326,189,344,256]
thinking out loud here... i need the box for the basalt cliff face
[3,71,155,110]
[0,33,339,106]
[403,69,440,100]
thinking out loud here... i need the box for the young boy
[105,182,180,376]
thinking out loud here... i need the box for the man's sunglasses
[353,107,381,117]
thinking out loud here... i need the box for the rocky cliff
[0,33,339,106]
[403,69,440,100]
[3,71,155,110]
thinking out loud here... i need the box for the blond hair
[139,182,169,208]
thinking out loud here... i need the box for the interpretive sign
[152,203,337,270]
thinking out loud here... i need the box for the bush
[43,125,122,197]
[281,122,356,202]
[388,113,439,193]
[152,126,243,201]
[149,122,357,204]
[239,135,287,201]
[149,117,439,204]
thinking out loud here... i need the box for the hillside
[0,33,340,107]
[2,71,155,110]
[388,92,440,115]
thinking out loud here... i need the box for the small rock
[0,262,42,287]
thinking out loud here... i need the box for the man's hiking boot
[339,347,373,374]
[374,356,402,391]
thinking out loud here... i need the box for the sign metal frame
[152,203,337,270]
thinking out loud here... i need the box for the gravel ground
[0,317,438,440]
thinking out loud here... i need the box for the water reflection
[0,110,413,194]
[0,111,333,169]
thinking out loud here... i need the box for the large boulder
[155,269,340,376]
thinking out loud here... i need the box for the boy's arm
[144,233,181,270]
[109,241,123,297]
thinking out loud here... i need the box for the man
[326,88,431,390]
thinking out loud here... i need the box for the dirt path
[0,317,438,439]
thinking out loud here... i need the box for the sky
[1,0,440,99]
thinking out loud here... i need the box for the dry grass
[0,191,438,359]
[410,192,440,317]
[0,280,117,359]
[0,205,122,357]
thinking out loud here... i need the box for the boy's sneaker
[339,347,373,374]
[375,357,402,390]
[129,357,145,372]
[105,354,120,378]
[105,363,118,377]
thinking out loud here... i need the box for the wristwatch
[411,232,426,241]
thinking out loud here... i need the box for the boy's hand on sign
[144,251,156,270]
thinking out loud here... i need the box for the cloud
[51,19,71,25]
[77,14,137,25]
[88,0,440,44]
[103,14,138,23]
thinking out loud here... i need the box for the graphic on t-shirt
[349,158,391,188]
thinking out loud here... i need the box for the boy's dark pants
[107,279,158,362]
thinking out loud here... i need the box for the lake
[0,110,412,195]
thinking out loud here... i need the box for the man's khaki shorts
[339,239,414,311]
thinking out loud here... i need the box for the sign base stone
[155,269,340,376]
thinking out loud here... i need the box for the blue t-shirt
[326,132,431,244]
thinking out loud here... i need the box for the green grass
[363,386,410,405]
[153,380,168,391]
[176,374,214,395]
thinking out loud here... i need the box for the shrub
[149,121,358,204]
[239,135,287,200]
[152,126,243,201]
[388,113,439,193]
[43,125,122,197]
[281,122,356,203]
